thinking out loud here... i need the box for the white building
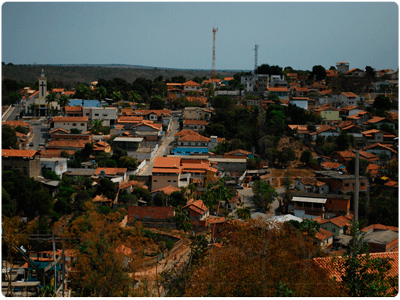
[51,116,88,133]
[40,157,68,177]
[82,107,118,126]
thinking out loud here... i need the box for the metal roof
[113,137,144,142]
[292,196,327,204]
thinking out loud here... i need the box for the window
[361,182,365,186]
[95,113,99,116]
[345,183,350,187]
[73,123,77,126]
[153,180,157,182]
[103,114,108,117]
[332,228,336,233]
[168,180,171,182]
[86,113,90,116]
[81,123,84,126]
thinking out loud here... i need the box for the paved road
[3,104,22,122]
[137,116,180,176]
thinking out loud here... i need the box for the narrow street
[137,115,180,176]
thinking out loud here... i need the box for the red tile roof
[151,185,181,195]
[2,149,37,158]
[134,120,163,131]
[153,157,181,169]
[52,116,88,122]
[225,149,252,156]
[364,116,394,125]
[183,199,208,215]
[321,161,344,170]
[2,120,31,128]
[49,128,70,134]
[64,106,82,113]
[119,180,147,190]
[182,80,201,86]
[185,96,208,104]
[361,224,399,233]
[118,116,144,123]
[267,87,289,92]
[313,252,399,282]
[46,140,88,149]
[52,88,65,93]
[319,89,333,95]
[292,87,309,92]
[128,206,174,220]
[39,149,75,158]
[363,143,397,154]
[183,119,209,126]
[315,227,334,241]
[384,180,398,187]
[318,215,351,228]
[341,92,358,98]
[94,168,127,176]
[177,131,211,142]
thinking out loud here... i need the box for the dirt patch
[270,167,316,188]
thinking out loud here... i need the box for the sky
[2,2,398,71]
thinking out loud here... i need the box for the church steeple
[38,69,47,100]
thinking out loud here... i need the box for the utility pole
[212,27,218,79]
[354,150,359,222]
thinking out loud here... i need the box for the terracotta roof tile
[49,128,70,134]
[363,143,397,153]
[182,80,201,86]
[52,88,65,93]
[46,140,88,149]
[185,96,208,104]
[321,161,344,170]
[153,157,181,169]
[119,180,147,190]
[134,120,163,131]
[184,119,209,126]
[319,215,351,228]
[267,87,289,92]
[313,252,399,282]
[184,199,208,214]
[94,168,127,175]
[128,206,174,220]
[118,116,144,123]
[2,149,37,158]
[52,116,88,122]
[315,227,333,241]
[151,185,181,195]
[2,120,31,128]
[39,149,75,158]
[384,180,398,187]
[361,224,399,233]
[341,92,358,98]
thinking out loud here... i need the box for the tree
[311,65,326,81]
[90,119,104,134]
[76,84,92,105]
[235,203,251,220]
[335,221,398,296]
[379,123,396,135]
[200,180,232,211]
[45,92,57,116]
[55,203,152,296]
[373,95,391,111]
[95,86,107,105]
[252,180,278,212]
[278,147,296,165]
[149,95,165,109]
[300,149,313,165]
[128,90,141,103]
[185,219,341,296]
[168,191,187,207]
[58,94,70,114]
[118,156,138,170]
[96,178,117,201]
[335,131,353,151]
[112,91,123,103]
[2,125,17,149]
[173,205,192,233]
[256,63,283,75]
[365,66,375,78]
[346,158,369,176]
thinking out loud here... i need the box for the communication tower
[254,44,259,74]
[212,27,218,79]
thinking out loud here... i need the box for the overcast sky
[2,2,398,71]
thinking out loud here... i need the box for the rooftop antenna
[254,44,259,75]
[212,27,218,79]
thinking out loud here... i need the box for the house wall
[183,108,211,120]
[40,158,68,177]
[320,110,341,121]
[368,238,398,253]
[2,156,41,178]
[324,198,350,215]
[152,173,180,191]
[319,223,343,236]
[290,100,308,110]
[82,107,118,126]
[53,121,87,133]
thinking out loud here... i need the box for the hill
[2,65,239,88]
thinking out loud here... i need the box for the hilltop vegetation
[2,65,237,89]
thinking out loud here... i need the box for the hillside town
[2,62,398,296]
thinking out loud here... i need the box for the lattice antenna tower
[212,27,218,79]
[254,44,259,75]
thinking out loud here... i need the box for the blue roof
[69,99,101,107]
[172,147,209,155]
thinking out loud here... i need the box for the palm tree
[96,86,107,106]
[90,119,104,134]
[45,92,57,117]
[128,90,141,103]
[76,84,91,106]
[112,91,122,104]
[29,103,38,116]
[58,94,70,116]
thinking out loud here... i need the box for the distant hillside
[2,65,240,88]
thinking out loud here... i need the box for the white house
[82,107,118,126]
[183,107,212,120]
[51,116,88,133]
[295,177,330,194]
[290,97,309,110]
[337,92,360,106]
[40,157,68,177]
